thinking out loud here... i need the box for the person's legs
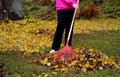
[65,10,74,46]
[52,10,66,51]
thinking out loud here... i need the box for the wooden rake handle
[66,0,79,45]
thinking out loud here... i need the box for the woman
[50,0,79,53]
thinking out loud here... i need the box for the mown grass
[0,50,120,77]
[0,18,120,77]
[73,30,120,56]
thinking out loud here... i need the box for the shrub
[79,2,101,19]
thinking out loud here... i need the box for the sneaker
[49,49,56,53]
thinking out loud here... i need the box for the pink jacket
[56,0,77,10]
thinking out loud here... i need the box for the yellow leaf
[61,67,68,71]
[44,74,48,77]
[81,68,87,72]
[51,72,57,75]
[3,10,6,13]
[41,58,48,65]
[47,63,51,66]
[70,61,78,66]
[42,73,48,77]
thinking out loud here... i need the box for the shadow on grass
[73,29,120,56]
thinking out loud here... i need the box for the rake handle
[66,0,79,45]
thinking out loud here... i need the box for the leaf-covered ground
[0,18,120,52]
[0,18,120,77]
[0,18,56,53]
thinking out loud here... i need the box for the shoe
[49,49,56,53]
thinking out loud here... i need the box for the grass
[0,51,120,77]
[0,18,120,77]
[73,30,120,56]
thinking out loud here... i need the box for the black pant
[52,10,74,51]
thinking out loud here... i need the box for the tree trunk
[7,0,26,20]
[0,0,7,20]
[0,0,26,20]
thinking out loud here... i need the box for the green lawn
[73,30,120,56]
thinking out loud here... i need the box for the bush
[79,2,101,19]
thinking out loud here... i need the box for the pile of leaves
[31,47,120,72]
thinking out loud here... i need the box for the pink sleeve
[64,0,77,5]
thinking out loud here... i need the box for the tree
[0,0,26,20]
[0,0,6,20]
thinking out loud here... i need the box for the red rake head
[51,45,79,63]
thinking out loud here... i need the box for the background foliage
[22,0,120,19]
